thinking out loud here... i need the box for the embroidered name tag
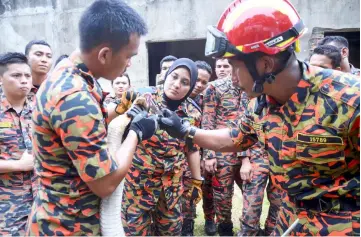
[297,133,343,145]
[0,122,13,128]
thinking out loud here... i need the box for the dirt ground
[194,183,270,236]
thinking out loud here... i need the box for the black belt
[290,196,360,212]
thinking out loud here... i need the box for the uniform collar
[0,93,31,113]
[68,51,106,103]
[279,61,313,126]
[350,63,360,76]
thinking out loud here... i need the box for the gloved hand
[126,104,146,119]
[115,91,139,115]
[158,108,190,139]
[129,111,158,143]
[187,178,203,205]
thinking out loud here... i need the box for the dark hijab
[162,58,198,111]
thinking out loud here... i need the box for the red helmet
[205,0,306,58]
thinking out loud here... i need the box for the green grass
[194,183,270,236]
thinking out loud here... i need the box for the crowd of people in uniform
[0,0,359,236]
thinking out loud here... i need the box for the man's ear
[98,47,112,65]
[259,55,276,74]
[341,47,349,58]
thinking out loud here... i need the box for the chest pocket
[251,122,266,148]
[296,133,346,177]
[0,125,19,157]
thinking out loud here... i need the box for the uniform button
[18,138,23,143]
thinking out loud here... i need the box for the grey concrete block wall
[0,0,359,90]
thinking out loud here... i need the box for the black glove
[158,108,189,140]
[126,104,146,119]
[129,111,158,143]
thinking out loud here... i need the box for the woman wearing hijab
[120,58,203,236]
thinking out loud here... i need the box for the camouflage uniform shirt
[0,93,33,236]
[230,62,360,201]
[26,52,118,236]
[202,78,242,166]
[123,86,201,209]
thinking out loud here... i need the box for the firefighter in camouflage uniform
[121,58,203,236]
[0,52,34,236]
[158,0,360,236]
[201,73,242,236]
[181,60,212,236]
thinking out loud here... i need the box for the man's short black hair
[160,55,177,69]
[25,40,51,56]
[195,60,212,76]
[318,36,349,49]
[0,52,28,76]
[215,58,230,63]
[311,45,341,69]
[79,0,147,53]
[111,72,131,86]
[54,54,69,67]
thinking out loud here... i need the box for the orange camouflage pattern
[25,52,118,236]
[201,78,244,225]
[121,86,201,236]
[0,93,34,236]
[230,62,360,236]
[182,95,203,223]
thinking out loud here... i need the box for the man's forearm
[87,130,138,198]
[114,130,138,178]
[0,160,22,173]
[187,151,202,180]
[193,128,241,152]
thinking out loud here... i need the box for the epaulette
[318,70,360,109]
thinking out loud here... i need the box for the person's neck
[341,59,351,73]
[265,57,302,105]
[32,73,47,87]
[5,94,26,113]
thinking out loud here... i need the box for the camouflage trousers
[273,196,360,236]
[202,164,243,224]
[264,180,284,236]
[181,166,197,220]
[0,181,33,236]
[122,187,182,236]
[238,151,283,236]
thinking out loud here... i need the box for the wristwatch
[186,127,197,143]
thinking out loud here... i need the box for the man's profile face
[160,61,174,81]
[27,44,53,75]
[107,33,140,81]
[229,58,261,99]
[309,54,335,70]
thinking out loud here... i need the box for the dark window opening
[146,39,216,86]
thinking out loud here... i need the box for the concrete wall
[0,0,359,90]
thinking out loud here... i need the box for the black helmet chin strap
[242,47,294,115]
